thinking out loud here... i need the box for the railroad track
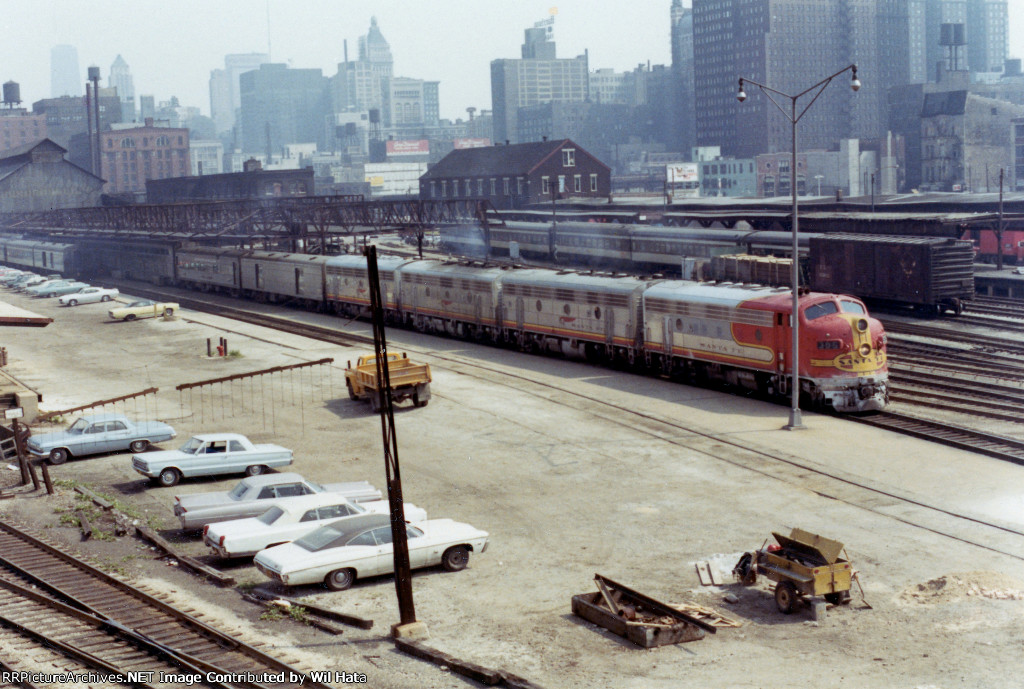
[112,282,1024,466]
[884,320,1024,354]
[847,412,1024,465]
[0,519,331,689]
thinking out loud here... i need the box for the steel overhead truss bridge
[0,197,503,250]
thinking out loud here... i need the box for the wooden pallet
[671,602,743,628]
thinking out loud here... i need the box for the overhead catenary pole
[737,64,861,431]
[997,168,1005,271]
[364,245,422,637]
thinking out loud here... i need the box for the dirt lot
[1,288,1023,689]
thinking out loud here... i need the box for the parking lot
[1,287,1023,688]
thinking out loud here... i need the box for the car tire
[163,307,174,316]
[67,299,78,306]
[129,439,149,453]
[325,568,355,591]
[125,314,137,321]
[441,545,470,572]
[244,464,267,477]
[48,448,69,465]
[158,468,181,487]
[101,295,111,302]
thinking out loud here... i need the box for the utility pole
[365,246,427,640]
[997,168,1005,271]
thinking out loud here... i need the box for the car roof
[76,413,130,423]
[273,493,356,513]
[236,472,307,488]
[191,433,250,443]
[309,513,391,541]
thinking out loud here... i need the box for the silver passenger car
[175,246,247,292]
[240,252,330,305]
[395,260,505,338]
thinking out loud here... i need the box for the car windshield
[130,300,154,307]
[804,301,839,320]
[294,526,345,552]
[257,506,285,525]
[179,437,204,454]
[307,481,325,493]
[228,483,249,500]
[67,418,89,434]
[840,300,866,314]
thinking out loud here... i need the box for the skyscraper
[109,55,136,122]
[908,0,1009,81]
[50,45,81,98]
[670,0,695,154]
[238,64,328,155]
[209,53,270,136]
[490,20,589,144]
[693,0,907,158]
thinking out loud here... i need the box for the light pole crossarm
[739,64,859,124]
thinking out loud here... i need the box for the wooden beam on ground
[74,485,113,510]
[135,524,235,586]
[250,586,373,629]
[75,510,92,540]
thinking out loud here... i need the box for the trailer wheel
[347,382,357,400]
[413,393,428,408]
[774,581,799,614]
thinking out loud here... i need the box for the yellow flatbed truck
[345,353,432,412]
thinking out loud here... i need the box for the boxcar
[809,234,974,314]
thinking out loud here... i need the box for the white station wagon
[204,493,428,558]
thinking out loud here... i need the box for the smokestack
[344,39,348,64]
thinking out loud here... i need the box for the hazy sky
[3,1,1023,122]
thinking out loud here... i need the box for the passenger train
[0,237,888,414]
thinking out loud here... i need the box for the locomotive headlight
[859,344,872,357]
[856,318,869,332]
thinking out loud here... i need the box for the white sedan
[254,514,489,590]
[204,493,428,559]
[60,286,119,306]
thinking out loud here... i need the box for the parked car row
[26,412,488,593]
[0,267,121,306]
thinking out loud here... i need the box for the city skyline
[5,1,1023,124]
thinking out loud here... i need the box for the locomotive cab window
[804,301,838,320]
[840,300,866,314]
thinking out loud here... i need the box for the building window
[590,174,598,192]
[477,178,483,195]
[574,175,581,193]
[562,148,576,167]
[441,180,447,197]
[503,178,510,195]
[489,178,496,195]
[464,179,471,196]
[542,176,550,194]
[557,175,565,193]
[430,181,436,198]
[517,177,523,195]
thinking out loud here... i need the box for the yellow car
[109,299,179,321]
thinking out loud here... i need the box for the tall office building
[693,0,907,158]
[490,21,589,144]
[50,45,81,98]
[908,0,1008,81]
[333,18,394,115]
[670,0,695,154]
[383,77,439,131]
[209,53,270,136]
[109,55,136,122]
[238,64,328,155]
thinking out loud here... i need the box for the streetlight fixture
[737,65,860,430]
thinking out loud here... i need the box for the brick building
[419,139,610,209]
[99,118,190,194]
[0,111,47,154]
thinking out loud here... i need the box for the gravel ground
[0,288,1023,689]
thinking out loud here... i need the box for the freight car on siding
[809,234,975,315]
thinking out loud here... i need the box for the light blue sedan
[27,412,177,465]
[34,281,90,298]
